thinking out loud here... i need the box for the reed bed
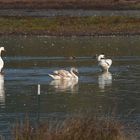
[14,116,133,140]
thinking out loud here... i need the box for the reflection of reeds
[13,116,132,140]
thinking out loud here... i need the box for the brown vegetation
[0,0,139,9]
[14,116,131,140]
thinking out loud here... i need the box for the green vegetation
[0,16,139,36]
[14,116,131,140]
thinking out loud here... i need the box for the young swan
[97,54,112,72]
[0,47,5,73]
[48,67,78,80]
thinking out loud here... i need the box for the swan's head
[71,67,78,74]
[0,47,5,52]
[97,54,105,61]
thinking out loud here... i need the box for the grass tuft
[13,116,133,140]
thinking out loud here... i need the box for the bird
[68,56,76,60]
[97,54,112,72]
[48,67,78,80]
[0,47,5,73]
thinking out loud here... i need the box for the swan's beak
[75,71,79,74]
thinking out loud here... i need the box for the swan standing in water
[0,47,5,73]
[98,72,112,91]
[97,54,112,72]
[48,67,78,80]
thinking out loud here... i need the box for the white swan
[0,47,5,73]
[48,67,78,80]
[97,54,112,72]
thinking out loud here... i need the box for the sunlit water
[0,35,140,139]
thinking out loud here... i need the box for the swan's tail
[48,74,61,80]
[48,74,55,79]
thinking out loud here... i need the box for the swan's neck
[97,56,101,61]
[97,58,100,61]
[70,69,78,79]
[98,57,104,62]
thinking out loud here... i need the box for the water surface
[0,9,140,17]
[0,35,140,139]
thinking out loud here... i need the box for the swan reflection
[50,79,78,93]
[0,74,5,106]
[98,72,112,91]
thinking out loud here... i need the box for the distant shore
[0,16,139,36]
[0,0,139,10]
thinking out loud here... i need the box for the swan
[48,67,78,80]
[97,54,112,72]
[0,47,5,73]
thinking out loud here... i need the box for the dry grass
[13,116,133,140]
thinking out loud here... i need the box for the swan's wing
[48,74,61,80]
[98,59,112,71]
[0,58,4,72]
[105,59,112,66]
[54,70,71,77]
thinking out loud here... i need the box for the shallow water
[0,9,140,17]
[0,35,140,139]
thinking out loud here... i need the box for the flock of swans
[48,53,112,92]
[0,46,112,96]
[48,53,112,80]
[0,46,112,78]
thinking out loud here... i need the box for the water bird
[0,47,5,73]
[68,56,76,60]
[48,67,78,80]
[97,54,112,72]
[64,56,76,60]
